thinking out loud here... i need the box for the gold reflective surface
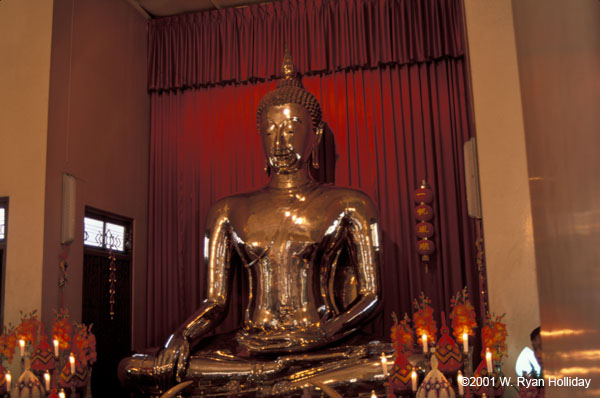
[120,56,384,397]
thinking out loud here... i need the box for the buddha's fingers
[308,381,343,398]
[159,380,194,398]
[155,349,176,391]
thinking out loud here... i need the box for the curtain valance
[148,0,465,91]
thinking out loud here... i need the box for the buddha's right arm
[176,202,234,347]
[155,202,234,389]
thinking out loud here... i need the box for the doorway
[82,207,132,397]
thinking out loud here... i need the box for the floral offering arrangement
[388,288,512,398]
[0,307,96,396]
[450,287,478,340]
[391,313,414,353]
[482,312,508,363]
[51,307,73,352]
[0,325,17,365]
[15,310,41,345]
[413,292,437,345]
[72,323,97,367]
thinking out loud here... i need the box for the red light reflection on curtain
[147,59,480,347]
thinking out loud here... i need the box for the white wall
[0,0,54,332]
[463,0,540,389]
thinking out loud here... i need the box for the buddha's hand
[154,331,190,392]
[239,327,327,353]
[240,327,326,354]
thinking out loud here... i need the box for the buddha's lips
[271,151,297,166]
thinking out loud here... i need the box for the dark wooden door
[82,251,131,397]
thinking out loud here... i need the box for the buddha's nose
[274,126,286,150]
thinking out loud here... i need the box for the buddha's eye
[263,122,276,135]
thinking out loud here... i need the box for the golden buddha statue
[119,53,390,397]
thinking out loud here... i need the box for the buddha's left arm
[322,195,382,342]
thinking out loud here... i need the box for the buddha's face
[260,103,315,174]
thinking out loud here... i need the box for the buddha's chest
[229,198,329,251]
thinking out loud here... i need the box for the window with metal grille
[0,198,6,242]
[83,208,131,253]
[0,197,7,322]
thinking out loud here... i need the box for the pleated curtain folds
[145,0,484,349]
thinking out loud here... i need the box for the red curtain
[146,60,481,347]
[146,0,483,348]
[148,0,464,90]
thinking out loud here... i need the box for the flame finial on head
[281,48,295,79]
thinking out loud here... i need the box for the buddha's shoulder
[313,185,378,216]
[205,192,251,218]
[207,185,377,216]
[312,184,369,201]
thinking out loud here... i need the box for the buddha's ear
[311,122,325,170]
[314,121,325,147]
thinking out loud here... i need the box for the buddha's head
[256,52,322,175]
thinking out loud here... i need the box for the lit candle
[5,372,11,392]
[421,333,428,353]
[485,348,493,375]
[462,332,469,354]
[380,353,388,377]
[53,339,59,357]
[69,353,76,374]
[371,390,377,398]
[18,339,25,357]
[44,371,51,391]
[411,369,418,391]
[59,389,66,398]
[457,370,464,396]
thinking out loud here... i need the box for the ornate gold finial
[281,47,295,78]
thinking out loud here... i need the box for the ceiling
[129,0,278,18]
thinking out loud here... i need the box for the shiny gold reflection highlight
[540,329,593,338]
[557,350,600,361]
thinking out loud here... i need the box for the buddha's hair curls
[256,53,322,130]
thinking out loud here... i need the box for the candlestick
[18,339,25,357]
[69,353,76,374]
[411,369,418,392]
[457,370,464,396]
[44,371,51,391]
[53,339,59,357]
[462,332,468,354]
[371,390,377,398]
[5,372,11,392]
[421,333,428,354]
[59,389,66,398]
[380,353,388,377]
[485,348,493,375]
